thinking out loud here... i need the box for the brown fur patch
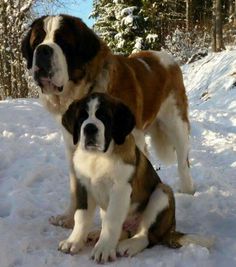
[106,52,189,130]
[119,136,184,248]
[130,148,160,208]
[113,135,136,165]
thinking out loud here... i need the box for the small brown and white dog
[21,14,194,228]
[59,93,212,263]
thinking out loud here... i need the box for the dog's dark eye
[79,109,88,121]
[55,32,73,52]
[95,108,110,121]
[32,30,46,49]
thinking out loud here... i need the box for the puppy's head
[62,93,135,152]
[21,14,100,95]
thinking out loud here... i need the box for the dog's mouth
[84,140,103,151]
[38,77,63,95]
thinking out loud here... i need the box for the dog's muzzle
[83,123,102,151]
[33,44,63,94]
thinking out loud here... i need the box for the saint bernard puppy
[59,93,212,263]
[21,14,194,229]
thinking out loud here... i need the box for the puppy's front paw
[58,239,84,255]
[117,237,148,257]
[91,240,116,263]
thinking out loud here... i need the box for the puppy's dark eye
[95,108,110,121]
[79,109,88,121]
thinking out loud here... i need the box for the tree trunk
[212,0,225,52]
[212,0,217,52]
[234,0,236,26]
[1,3,12,98]
[186,0,192,31]
[229,0,234,15]
[215,0,225,51]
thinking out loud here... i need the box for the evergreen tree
[143,0,186,47]
[92,0,186,54]
[91,0,153,54]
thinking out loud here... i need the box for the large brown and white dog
[59,92,212,263]
[21,14,194,228]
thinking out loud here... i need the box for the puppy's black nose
[84,123,98,136]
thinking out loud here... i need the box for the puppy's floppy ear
[21,29,33,69]
[62,101,80,145]
[74,18,101,65]
[112,102,136,145]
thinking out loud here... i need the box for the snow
[121,14,134,26]
[120,6,137,17]
[0,50,236,266]
[133,37,143,52]
[146,34,158,43]
[20,2,32,13]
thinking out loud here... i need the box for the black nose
[35,44,53,75]
[37,44,53,58]
[84,123,98,136]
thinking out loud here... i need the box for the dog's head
[21,14,100,95]
[62,93,135,152]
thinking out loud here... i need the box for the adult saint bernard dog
[59,92,212,263]
[21,14,195,229]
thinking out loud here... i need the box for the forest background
[0,0,235,99]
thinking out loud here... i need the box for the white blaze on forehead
[43,16,62,42]
[87,97,100,117]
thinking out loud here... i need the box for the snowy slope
[0,50,236,267]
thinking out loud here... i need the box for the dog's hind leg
[163,115,195,194]
[148,94,194,194]
[117,185,170,257]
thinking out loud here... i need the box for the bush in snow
[164,26,210,65]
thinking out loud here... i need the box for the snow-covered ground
[0,50,236,267]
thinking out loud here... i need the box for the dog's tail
[147,122,176,165]
[165,231,215,249]
[178,233,215,248]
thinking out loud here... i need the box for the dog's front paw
[91,240,116,263]
[49,213,74,229]
[58,239,84,255]
[117,237,148,257]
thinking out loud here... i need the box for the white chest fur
[73,147,135,209]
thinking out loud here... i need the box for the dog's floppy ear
[21,16,47,69]
[112,102,136,145]
[74,18,101,65]
[21,28,33,69]
[62,101,80,145]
